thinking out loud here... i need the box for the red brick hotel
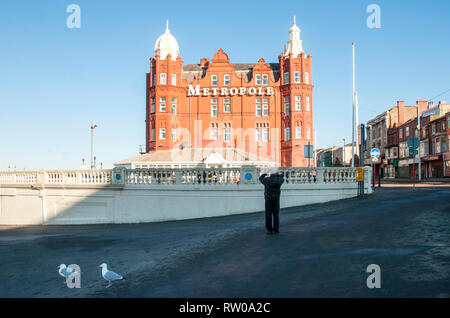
[145,18,314,167]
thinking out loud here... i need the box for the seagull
[98,263,124,288]
[57,264,78,283]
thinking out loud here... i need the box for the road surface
[0,186,449,297]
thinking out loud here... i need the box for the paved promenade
[0,186,449,297]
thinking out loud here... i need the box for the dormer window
[262,74,269,85]
[305,72,309,84]
[255,74,261,85]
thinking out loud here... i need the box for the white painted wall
[0,166,372,225]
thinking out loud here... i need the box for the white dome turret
[285,16,303,57]
[154,20,179,61]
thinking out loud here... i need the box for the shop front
[443,152,450,177]
[385,158,399,178]
[422,155,443,178]
[398,159,411,178]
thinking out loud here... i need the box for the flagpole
[351,43,355,168]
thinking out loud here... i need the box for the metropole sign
[187,84,274,97]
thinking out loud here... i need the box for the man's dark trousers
[265,198,280,233]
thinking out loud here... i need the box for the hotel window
[255,74,261,85]
[210,123,218,140]
[224,74,230,86]
[305,72,309,84]
[306,96,310,111]
[399,129,403,139]
[295,126,302,139]
[284,72,289,85]
[294,71,301,83]
[256,124,269,142]
[171,74,176,86]
[255,128,262,142]
[262,74,269,85]
[307,127,311,139]
[172,98,177,115]
[256,98,262,116]
[295,96,301,111]
[153,74,156,86]
[448,117,450,129]
[151,98,155,113]
[211,75,218,86]
[263,128,269,142]
[284,96,290,116]
[285,127,290,141]
[432,123,436,134]
[159,128,166,139]
[406,126,409,137]
[262,98,269,116]
[152,128,155,141]
[160,73,167,85]
[211,99,218,117]
[223,98,231,113]
[172,128,177,141]
[224,125,232,142]
[159,97,166,112]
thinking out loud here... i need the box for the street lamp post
[416,104,422,181]
[90,122,98,170]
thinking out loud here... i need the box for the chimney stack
[416,100,428,117]
[397,100,405,125]
[200,58,209,67]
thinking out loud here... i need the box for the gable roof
[115,147,274,165]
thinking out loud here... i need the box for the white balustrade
[0,167,363,187]
[0,171,38,184]
[0,170,111,185]
[125,167,241,185]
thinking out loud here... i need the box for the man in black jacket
[259,167,284,235]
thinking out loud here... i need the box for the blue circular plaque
[245,172,252,180]
[116,173,121,180]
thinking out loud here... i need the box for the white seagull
[98,263,124,288]
[57,264,78,283]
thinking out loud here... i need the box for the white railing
[47,170,112,185]
[0,166,361,187]
[0,171,38,184]
[279,167,356,184]
[0,170,112,185]
[125,167,241,185]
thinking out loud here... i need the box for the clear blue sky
[1,0,449,170]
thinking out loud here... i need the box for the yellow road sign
[356,167,364,182]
